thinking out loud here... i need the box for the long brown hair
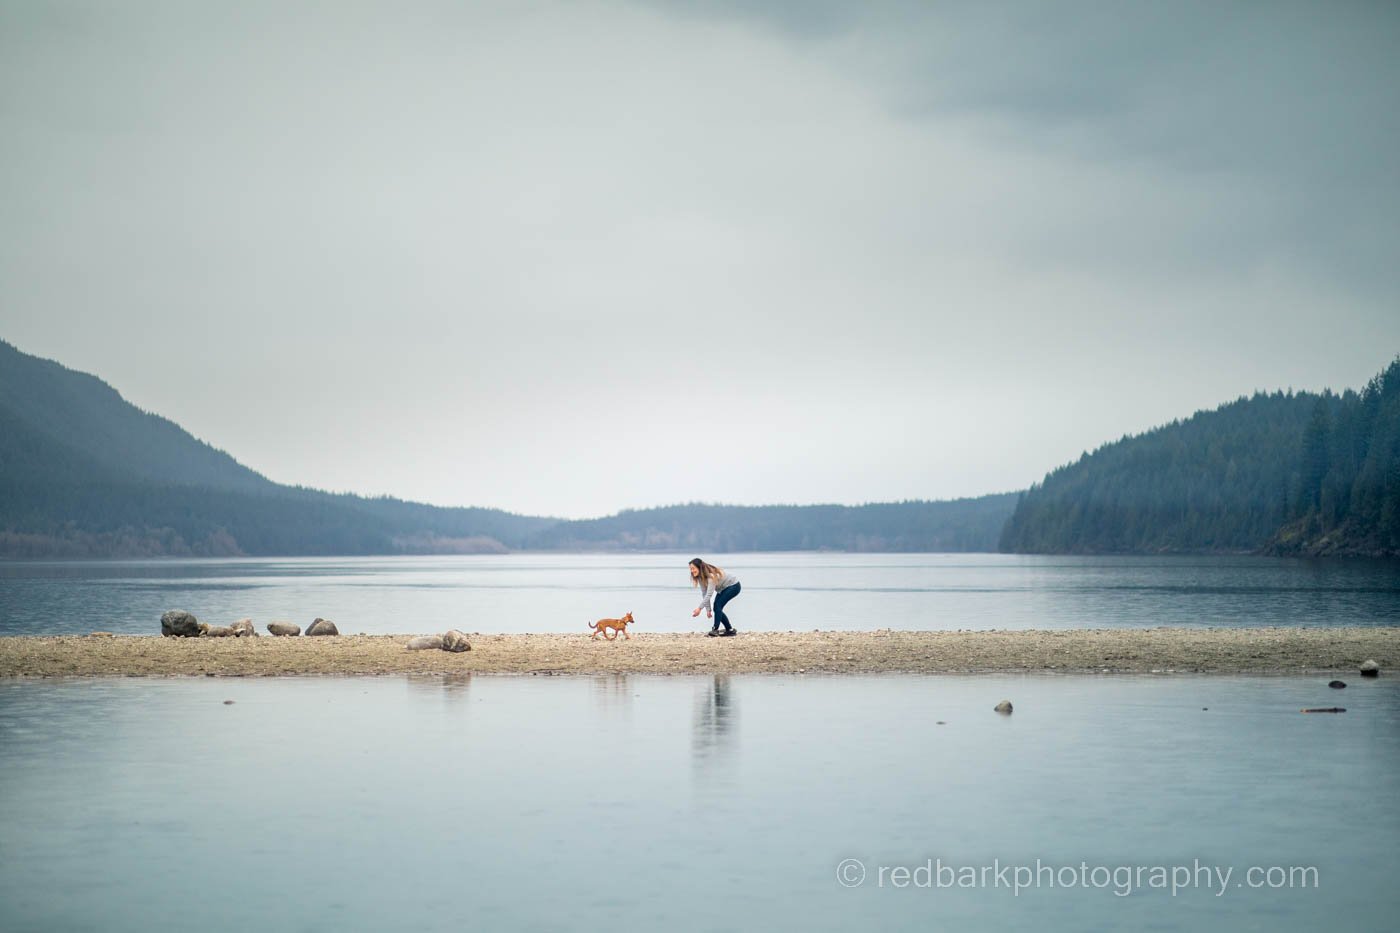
[689,557,724,587]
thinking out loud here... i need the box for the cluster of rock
[405,630,472,653]
[267,618,340,636]
[159,610,340,638]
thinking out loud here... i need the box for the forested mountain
[0,340,555,557]
[1000,358,1400,556]
[523,497,1018,552]
[8,338,1393,559]
[1268,358,1400,556]
[0,338,274,493]
[0,340,1011,557]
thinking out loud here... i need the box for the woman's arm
[692,577,714,617]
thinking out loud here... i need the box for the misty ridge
[0,339,1397,559]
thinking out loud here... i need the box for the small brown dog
[589,611,634,640]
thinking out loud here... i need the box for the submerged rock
[229,619,256,637]
[161,610,201,638]
[1360,660,1380,677]
[1329,680,1347,689]
[266,622,301,637]
[406,635,444,651]
[306,618,339,637]
[441,630,472,653]
[993,700,1013,715]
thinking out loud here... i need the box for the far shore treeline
[1,339,1397,559]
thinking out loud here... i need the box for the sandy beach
[0,627,1394,677]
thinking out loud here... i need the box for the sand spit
[0,628,1395,677]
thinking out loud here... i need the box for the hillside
[0,340,555,556]
[0,340,1010,557]
[0,339,274,492]
[12,338,1388,559]
[523,497,1018,553]
[1000,358,1400,557]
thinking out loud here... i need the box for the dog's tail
[587,620,598,630]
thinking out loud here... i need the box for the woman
[689,557,740,637]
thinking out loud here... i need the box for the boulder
[161,610,202,638]
[1328,680,1347,689]
[306,618,339,637]
[993,700,1013,715]
[229,619,256,637]
[266,622,301,636]
[406,635,444,651]
[441,630,472,653]
[1359,660,1380,677]
[202,625,234,637]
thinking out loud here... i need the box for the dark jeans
[712,582,741,631]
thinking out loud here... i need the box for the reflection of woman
[689,557,740,637]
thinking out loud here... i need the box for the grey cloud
[642,1,1400,296]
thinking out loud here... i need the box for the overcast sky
[2,1,1397,518]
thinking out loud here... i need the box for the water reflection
[2,675,1397,933]
[404,672,471,700]
[590,674,632,717]
[692,676,737,777]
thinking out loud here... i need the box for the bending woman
[690,557,740,637]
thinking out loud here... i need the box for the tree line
[1000,358,1400,556]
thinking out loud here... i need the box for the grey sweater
[697,571,740,612]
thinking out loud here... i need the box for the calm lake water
[0,673,1396,932]
[2,553,1399,636]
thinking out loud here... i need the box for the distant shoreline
[1,628,1394,677]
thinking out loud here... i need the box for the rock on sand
[306,618,339,637]
[266,622,301,636]
[406,635,444,651]
[441,630,472,653]
[161,610,202,638]
[230,619,256,637]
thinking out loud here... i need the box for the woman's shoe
[705,628,721,637]
[720,629,737,637]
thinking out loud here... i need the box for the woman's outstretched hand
[692,608,701,618]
